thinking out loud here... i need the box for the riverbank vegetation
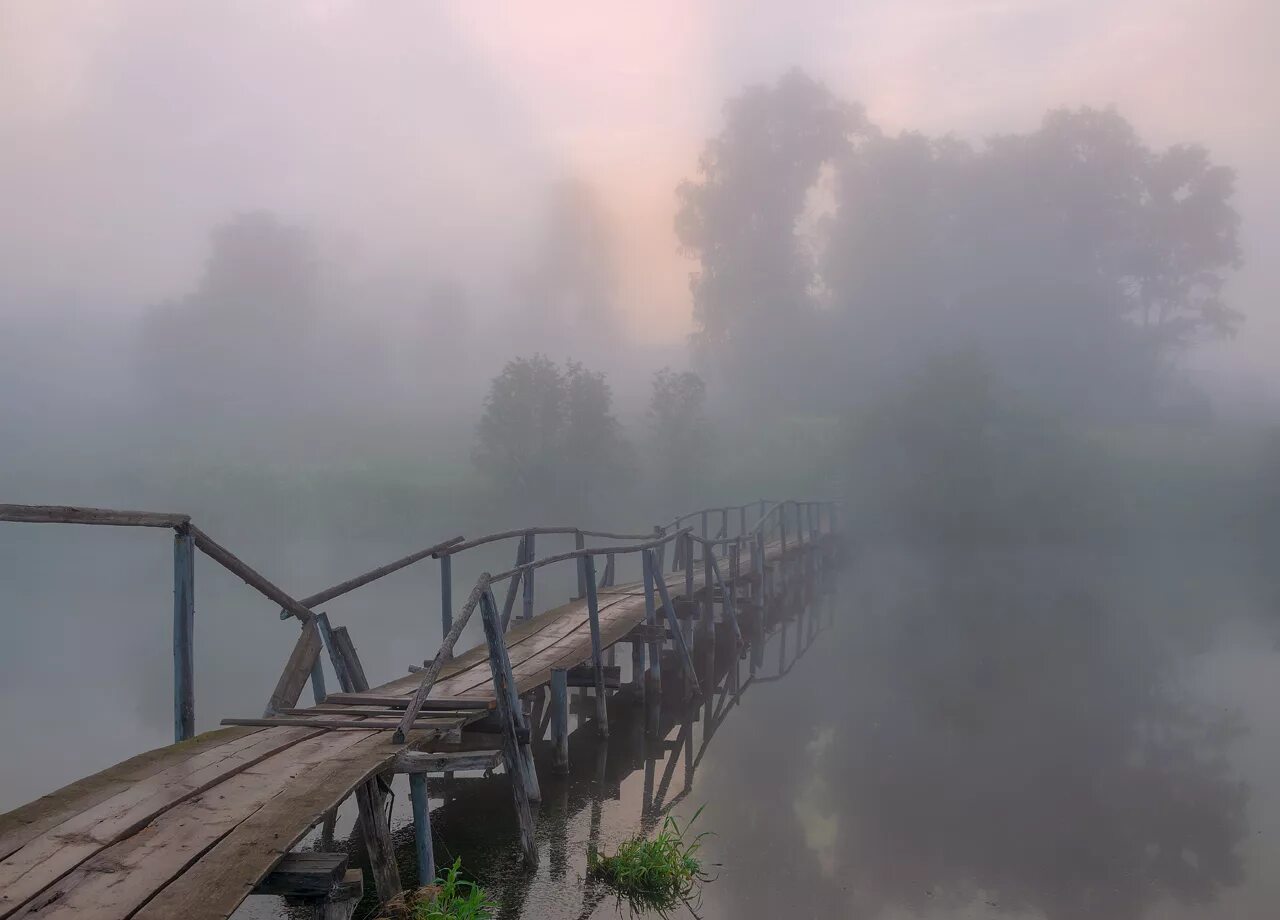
[588,809,712,918]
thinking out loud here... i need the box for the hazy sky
[2,1,1275,369]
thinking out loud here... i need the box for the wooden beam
[353,777,401,902]
[392,750,502,774]
[252,851,348,897]
[220,717,463,731]
[264,618,325,717]
[323,693,492,710]
[329,627,368,693]
[188,524,316,622]
[564,665,621,688]
[0,503,189,528]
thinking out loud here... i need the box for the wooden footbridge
[0,499,841,919]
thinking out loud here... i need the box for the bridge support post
[173,525,195,742]
[551,667,569,773]
[409,772,435,886]
[477,587,539,865]
[580,555,609,739]
[354,777,401,903]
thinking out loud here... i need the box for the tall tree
[823,106,1241,415]
[675,69,868,403]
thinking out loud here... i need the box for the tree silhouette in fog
[707,553,1246,920]
[139,212,327,418]
[678,72,1242,419]
[473,356,626,517]
[675,69,867,408]
[646,368,710,505]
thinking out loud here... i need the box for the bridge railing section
[0,497,841,746]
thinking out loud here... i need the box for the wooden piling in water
[409,772,435,886]
[551,667,569,773]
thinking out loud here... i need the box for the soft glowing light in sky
[1,1,1275,361]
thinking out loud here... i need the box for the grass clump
[587,808,712,917]
[415,859,495,920]
[378,859,495,920]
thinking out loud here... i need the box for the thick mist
[3,3,1280,918]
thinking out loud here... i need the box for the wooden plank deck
[0,537,809,920]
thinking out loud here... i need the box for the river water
[5,536,1280,920]
[238,542,1280,920]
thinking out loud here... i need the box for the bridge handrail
[1,495,839,745]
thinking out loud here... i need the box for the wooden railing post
[642,549,662,699]
[439,554,452,656]
[172,525,195,742]
[648,549,700,698]
[574,531,587,598]
[580,555,609,738]
[522,532,535,621]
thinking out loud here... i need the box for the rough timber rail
[0,498,844,920]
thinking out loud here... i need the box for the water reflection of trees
[714,550,1247,920]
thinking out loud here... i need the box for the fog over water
[3,2,1280,918]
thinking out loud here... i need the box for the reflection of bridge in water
[0,499,843,920]
[382,571,838,920]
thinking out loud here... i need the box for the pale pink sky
[1,1,1276,365]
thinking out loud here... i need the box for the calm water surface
[239,543,1280,920]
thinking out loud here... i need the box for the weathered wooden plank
[353,776,400,902]
[0,728,319,917]
[6,730,364,920]
[329,626,369,693]
[220,717,466,732]
[251,851,348,897]
[392,751,502,774]
[131,731,432,920]
[0,728,255,862]
[264,618,324,717]
[322,693,493,710]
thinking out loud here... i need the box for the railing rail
[1,496,840,744]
